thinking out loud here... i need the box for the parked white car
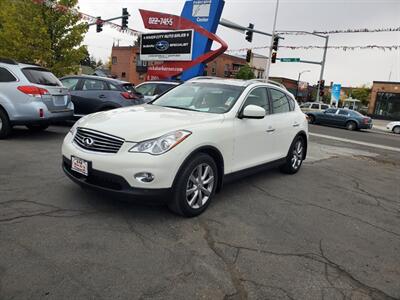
[300,102,330,113]
[386,121,400,134]
[62,78,308,217]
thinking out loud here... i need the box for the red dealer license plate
[71,156,89,176]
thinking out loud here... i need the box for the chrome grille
[73,128,124,153]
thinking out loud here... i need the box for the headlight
[69,123,78,135]
[129,130,192,155]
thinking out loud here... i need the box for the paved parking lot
[1,126,399,300]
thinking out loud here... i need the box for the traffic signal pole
[265,0,280,81]
[316,35,329,102]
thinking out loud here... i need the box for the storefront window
[374,92,400,119]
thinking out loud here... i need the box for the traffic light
[272,36,279,51]
[318,80,325,97]
[96,17,103,33]
[271,52,277,64]
[122,8,129,30]
[246,49,252,63]
[245,23,254,43]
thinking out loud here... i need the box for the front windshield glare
[151,82,245,114]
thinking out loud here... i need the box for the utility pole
[265,0,280,80]
[316,35,329,102]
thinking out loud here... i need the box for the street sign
[279,58,300,62]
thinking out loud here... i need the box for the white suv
[62,78,308,217]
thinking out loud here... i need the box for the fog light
[134,172,154,183]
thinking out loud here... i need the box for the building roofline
[373,81,400,85]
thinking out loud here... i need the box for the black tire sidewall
[281,136,305,174]
[346,121,356,130]
[170,153,218,217]
[0,109,11,139]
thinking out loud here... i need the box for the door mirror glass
[241,105,266,119]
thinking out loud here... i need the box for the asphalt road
[309,124,400,149]
[1,125,399,300]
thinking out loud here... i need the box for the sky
[78,0,400,87]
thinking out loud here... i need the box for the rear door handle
[266,128,276,133]
[99,94,106,99]
[293,122,300,127]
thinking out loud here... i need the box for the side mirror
[240,105,266,119]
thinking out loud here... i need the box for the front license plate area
[71,156,89,176]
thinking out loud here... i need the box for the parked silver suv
[0,58,74,138]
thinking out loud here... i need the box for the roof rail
[0,58,18,65]
[188,76,223,81]
[249,79,287,89]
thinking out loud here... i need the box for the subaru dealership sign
[140,30,194,61]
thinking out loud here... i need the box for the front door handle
[99,94,106,99]
[266,128,276,133]
[292,122,300,127]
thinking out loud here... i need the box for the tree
[0,0,88,77]
[350,86,371,106]
[235,64,255,80]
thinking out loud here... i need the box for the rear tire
[280,136,305,174]
[26,124,49,131]
[0,109,12,139]
[346,121,357,131]
[393,126,400,134]
[168,153,218,217]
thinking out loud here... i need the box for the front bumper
[62,156,172,201]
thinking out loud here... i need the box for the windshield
[22,67,61,86]
[151,82,245,114]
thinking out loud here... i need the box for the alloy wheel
[291,139,304,170]
[186,163,215,209]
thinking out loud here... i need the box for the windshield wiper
[162,105,195,111]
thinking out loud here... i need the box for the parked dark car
[307,108,373,130]
[60,75,144,117]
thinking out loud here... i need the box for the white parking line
[309,133,400,153]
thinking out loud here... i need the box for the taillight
[363,117,369,124]
[121,92,139,100]
[18,86,49,97]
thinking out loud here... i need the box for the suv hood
[77,104,224,141]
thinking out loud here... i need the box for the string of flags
[226,45,400,54]
[30,0,140,36]
[278,27,400,35]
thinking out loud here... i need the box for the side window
[82,79,107,91]
[136,83,157,96]
[61,78,79,90]
[243,87,270,114]
[321,104,329,110]
[270,89,290,114]
[325,108,337,114]
[0,67,17,82]
[155,84,174,95]
[338,110,349,116]
[287,96,295,111]
[311,103,319,109]
[109,83,119,91]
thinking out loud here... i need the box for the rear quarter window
[22,68,61,86]
[0,67,17,82]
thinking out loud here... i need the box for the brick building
[368,81,400,120]
[204,53,246,78]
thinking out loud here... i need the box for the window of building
[374,92,400,119]
[112,56,117,64]
[270,89,290,114]
[0,67,17,82]
[224,64,230,77]
[121,72,126,78]
[211,62,217,76]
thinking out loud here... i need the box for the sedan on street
[62,78,308,217]
[307,108,373,130]
[60,75,144,117]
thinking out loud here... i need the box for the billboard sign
[140,30,193,61]
[331,83,341,106]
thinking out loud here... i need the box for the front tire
[0,109,12,139]
[393,126,400,134]
[280,136,305,174]
[168,153,218,217]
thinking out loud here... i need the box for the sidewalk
[372,119,390,132]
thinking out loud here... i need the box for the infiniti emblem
[83,137,94,147]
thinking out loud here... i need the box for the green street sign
[279,58,300,62]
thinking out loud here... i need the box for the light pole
[265,0,280,81]
[296,70,310,101]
